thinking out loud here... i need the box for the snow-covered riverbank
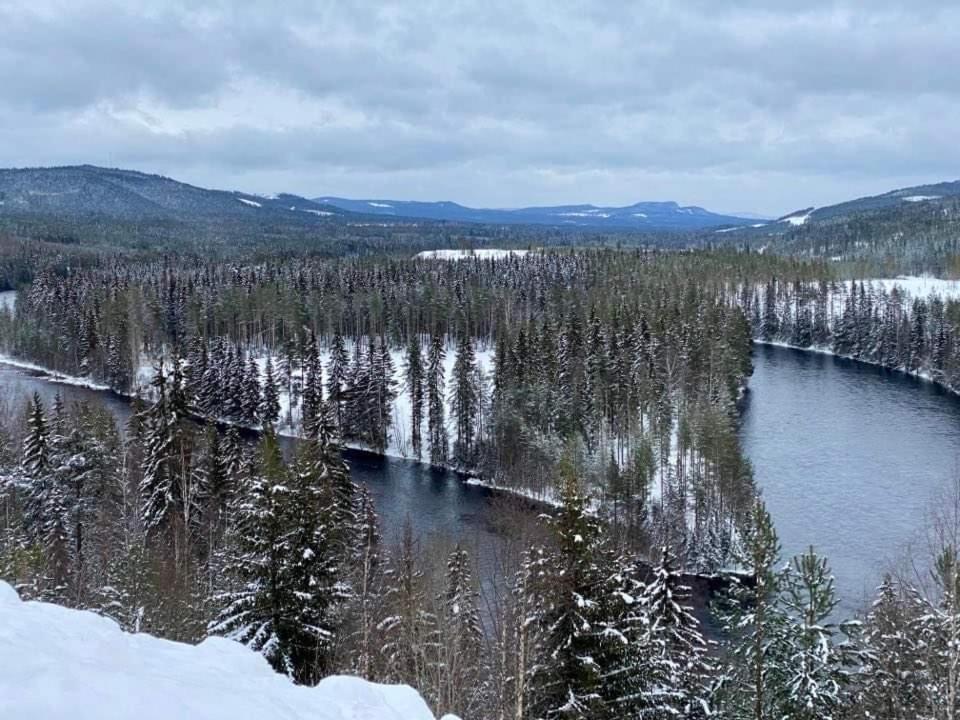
[751,338,957,397]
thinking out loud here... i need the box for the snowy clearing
[847,275,960,300]
[415,249,529,260]
[902,195,941,202]
[0,581,449,720]
[0,290,15,311]
[367,202,393,208]
[237,198,262,208]
[300,208,335,217]
[780,211,811,226]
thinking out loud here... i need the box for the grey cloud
[0,0,958,216]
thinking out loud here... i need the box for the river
[741,344,960,612]
[0,362,508,579]
[3,341,959,613]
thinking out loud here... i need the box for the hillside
[0,581,451,720]
[0,165,349,224]
[708,179,960,269]
[314,196,758,230]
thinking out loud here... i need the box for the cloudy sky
[1,1,958,216]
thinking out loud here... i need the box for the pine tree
[715,498,791,720]
[327,333,349,434]
[380,521,438,692]
[853,576,925,720]
[345,486,383,679]
[780,548,860,720]
[22,392,50,481]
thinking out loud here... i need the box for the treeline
[3,391,960,718]
[0,250,760,569]
[744,277,960,391]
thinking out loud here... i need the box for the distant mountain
[705,179,960,265]
[0,165,349,224]
[710,180,960,238]
[312,197,759,231]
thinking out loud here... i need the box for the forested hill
[709,179,960,271]
[0,165,353,223]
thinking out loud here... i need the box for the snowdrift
[0,581,448,720]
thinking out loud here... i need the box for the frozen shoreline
[751,339,958,397]
[0,351,563,510]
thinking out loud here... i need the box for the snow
[780,211,812,226]
[0,581,448,720]
[0,290,15,311]
[367,202,393,208]
[902,195,941,202]
[301,209,335,217]
[751,223,767,228]
[844,275,960,301]
[632,212,648,218]
[238,198,262,208]
[0,354,112,392]
[557,211,610,218]
[415,249,529,260]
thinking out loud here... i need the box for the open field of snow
[415,249,529,260]
[852,275,960,300]
[0,581,449,720]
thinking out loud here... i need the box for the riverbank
[0,352,567,513]
[750,338,958,398]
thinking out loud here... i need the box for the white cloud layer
[1,0,958,215]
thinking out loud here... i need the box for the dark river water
[741,344,960,612]
[4,342,959,614]
[0,363,506,577]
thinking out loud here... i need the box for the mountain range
[1,165,958,240]
[311,196,758,231]
[0,165,757,231]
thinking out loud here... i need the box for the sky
[1,1,958,217]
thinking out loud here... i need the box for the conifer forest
[2,228,960,719]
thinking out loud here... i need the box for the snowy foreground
[0,582,454,720]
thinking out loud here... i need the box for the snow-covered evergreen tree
[641,547,713,719]
[780,548,861,720]
[426,333,447,465]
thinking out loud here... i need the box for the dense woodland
[0,249,761,567]
[1,240,960,718]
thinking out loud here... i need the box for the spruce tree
[405,334,425,459]
[260,355,281,429]
[427,332,448,465]
[449,334,479,463]
[436,545,486,718]
[642,547,713,719]
[530,472,609,720]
